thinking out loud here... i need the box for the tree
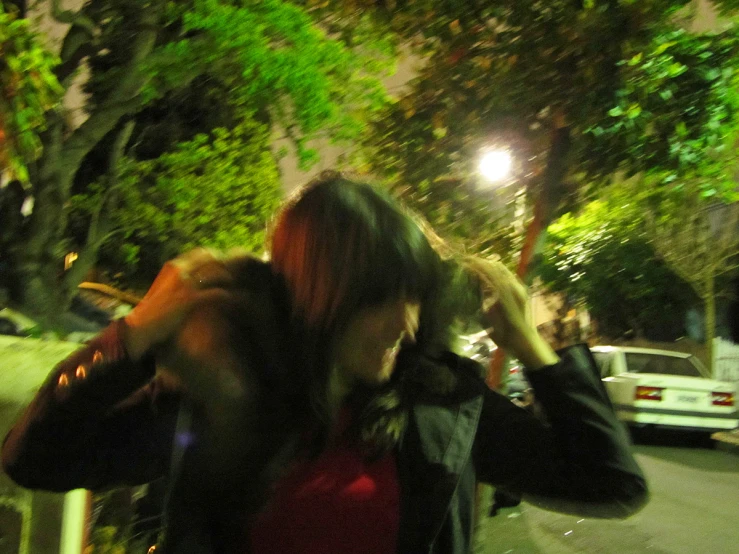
[356,1,739,251]
[0,3,62,184]
[68,117,282,284]
[648,193,739,374]
[0,0,391,324]
[338,1,739,387]
[538,193,697,341]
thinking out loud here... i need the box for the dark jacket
[2,293,648,553]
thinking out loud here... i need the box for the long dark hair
[269,171,481,456]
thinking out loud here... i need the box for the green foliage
[0,4,63,182]
[1,0,400,320]
[358,0,739,254]
[85,0,392,166]
[65,0,393,283]
[583,30,739,199]
[714,0,739,15]
[538,194,696,340]
[72,117,281,272]
[86,487,160,554]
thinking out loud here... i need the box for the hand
[467,259,558,370]
[479,265,530,355]
[123,248,233,360]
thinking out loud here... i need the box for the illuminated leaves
[539,196,695,340]
[360,0,739,247]
[118,117,281,254]
[584,29,739,199]
[72,116,281,272]
[85,0,392,153]
[0,6,63,182]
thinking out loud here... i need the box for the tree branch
[55,22,96,87]
[87,120,134,245]
[647,194,739,307]
[50,10,159,193]
[63,120,135,297]
[23,10,158,275]
[714,204,739,262]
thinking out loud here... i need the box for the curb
[712,431,739,455]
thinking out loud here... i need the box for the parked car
[592,346,738,433]
[459,335,738,434]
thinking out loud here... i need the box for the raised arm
[470,260,648,518]
[472,346,648,519]
[2,248,235,491]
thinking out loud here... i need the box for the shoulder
[431,351,487,384]
[445,352,487,380]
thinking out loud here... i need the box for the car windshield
[624,353,703,377]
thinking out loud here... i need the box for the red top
[249,411,400,554]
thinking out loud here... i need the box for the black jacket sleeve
[473,344,649,519]
[2,320,179,492]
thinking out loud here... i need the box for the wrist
[510,329,559,371]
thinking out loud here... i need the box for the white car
[592,346,738,433]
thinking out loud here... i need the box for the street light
[478,150,513,183]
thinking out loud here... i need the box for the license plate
[676,394,700,404]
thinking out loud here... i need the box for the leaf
[653,41,675,56]
[608,106,624,117]
[477,56,492,70]
[400,97,416,119]
[704,68,721,81]
[590,126,604,136]
[628,53,643,66]
[667,62,687,77]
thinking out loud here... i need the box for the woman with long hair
[3,172,647,553]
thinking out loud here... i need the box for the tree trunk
[14,242,67,326]
[60,121,135,308]
[13,140,71,325]
[704,271,716,377]
[9,14,158,326]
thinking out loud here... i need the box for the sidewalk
[712,428,739,454]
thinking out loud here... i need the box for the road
[474,436,739,554]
